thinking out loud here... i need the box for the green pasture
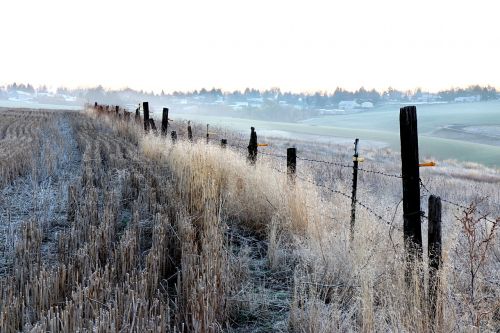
[158,101,500,167]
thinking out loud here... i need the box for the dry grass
[0,106,498,332]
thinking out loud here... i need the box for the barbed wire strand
[419,178,497,224]
[296,156,352,169]
[269,166,395,226]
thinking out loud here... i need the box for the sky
[1,0,499,93]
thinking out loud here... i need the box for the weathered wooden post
[428,195,442,320]
[221,139,227,148]
[161,108,169,135]
[143,102,150,131]
[247,127,258,165]
[187,121,193,142]
[206,124,210,144]
[400,106,423,276]
[135,104,141,122]
[149,119,157,132]
[171,130,177,143]
[94,102,98,108]
[350,138,360,241]
[287,147,296,184]
[115,105,119,116]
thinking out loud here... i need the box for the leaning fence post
[221,139,227,148]
[143,102,150,132]
[400,106,423,281]
[287,147,296,184]
[428,195,442,320]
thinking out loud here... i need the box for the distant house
[454,95,481,103]
[361,101,374,108]
[231,101,248,110]
[8,90,33,102]
[318,108,345,115]
[338,100,360,110]
[247,97,263,108]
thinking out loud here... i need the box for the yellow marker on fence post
[257,144,269,147]
[419,161,436,167]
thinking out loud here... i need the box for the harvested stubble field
[0,107,499,332]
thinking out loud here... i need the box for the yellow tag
[257,144,269,147]
[353,157,365,162]
[419,161,436,167]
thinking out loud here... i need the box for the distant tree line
[0,83,498,107]
[437,85,497,101]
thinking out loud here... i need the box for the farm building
[454,95,481,102]
[338,100,360,110]
[361,101,374,108]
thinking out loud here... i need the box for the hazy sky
[1,0,499,93]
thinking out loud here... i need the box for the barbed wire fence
[90,102,499,228]
[92,102,499,321]
[91,102,499,225]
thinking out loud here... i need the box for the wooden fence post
[143,102,150,131]
[221,139,227,148]
[287,147,296,183]
[149,119,157,132]
[135,104,141,122]
[428,195,442,320]
[188,121,193,142]
[350,138,360,241]
[399,106,423,275]
[115,105,119,116]
[161,108,169,135]
[247,127,257,165]
[171,131,177,143]
[206,124,210,144]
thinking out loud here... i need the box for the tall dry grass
[136,107,500,332]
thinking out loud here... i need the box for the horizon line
[1,81,499,96]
